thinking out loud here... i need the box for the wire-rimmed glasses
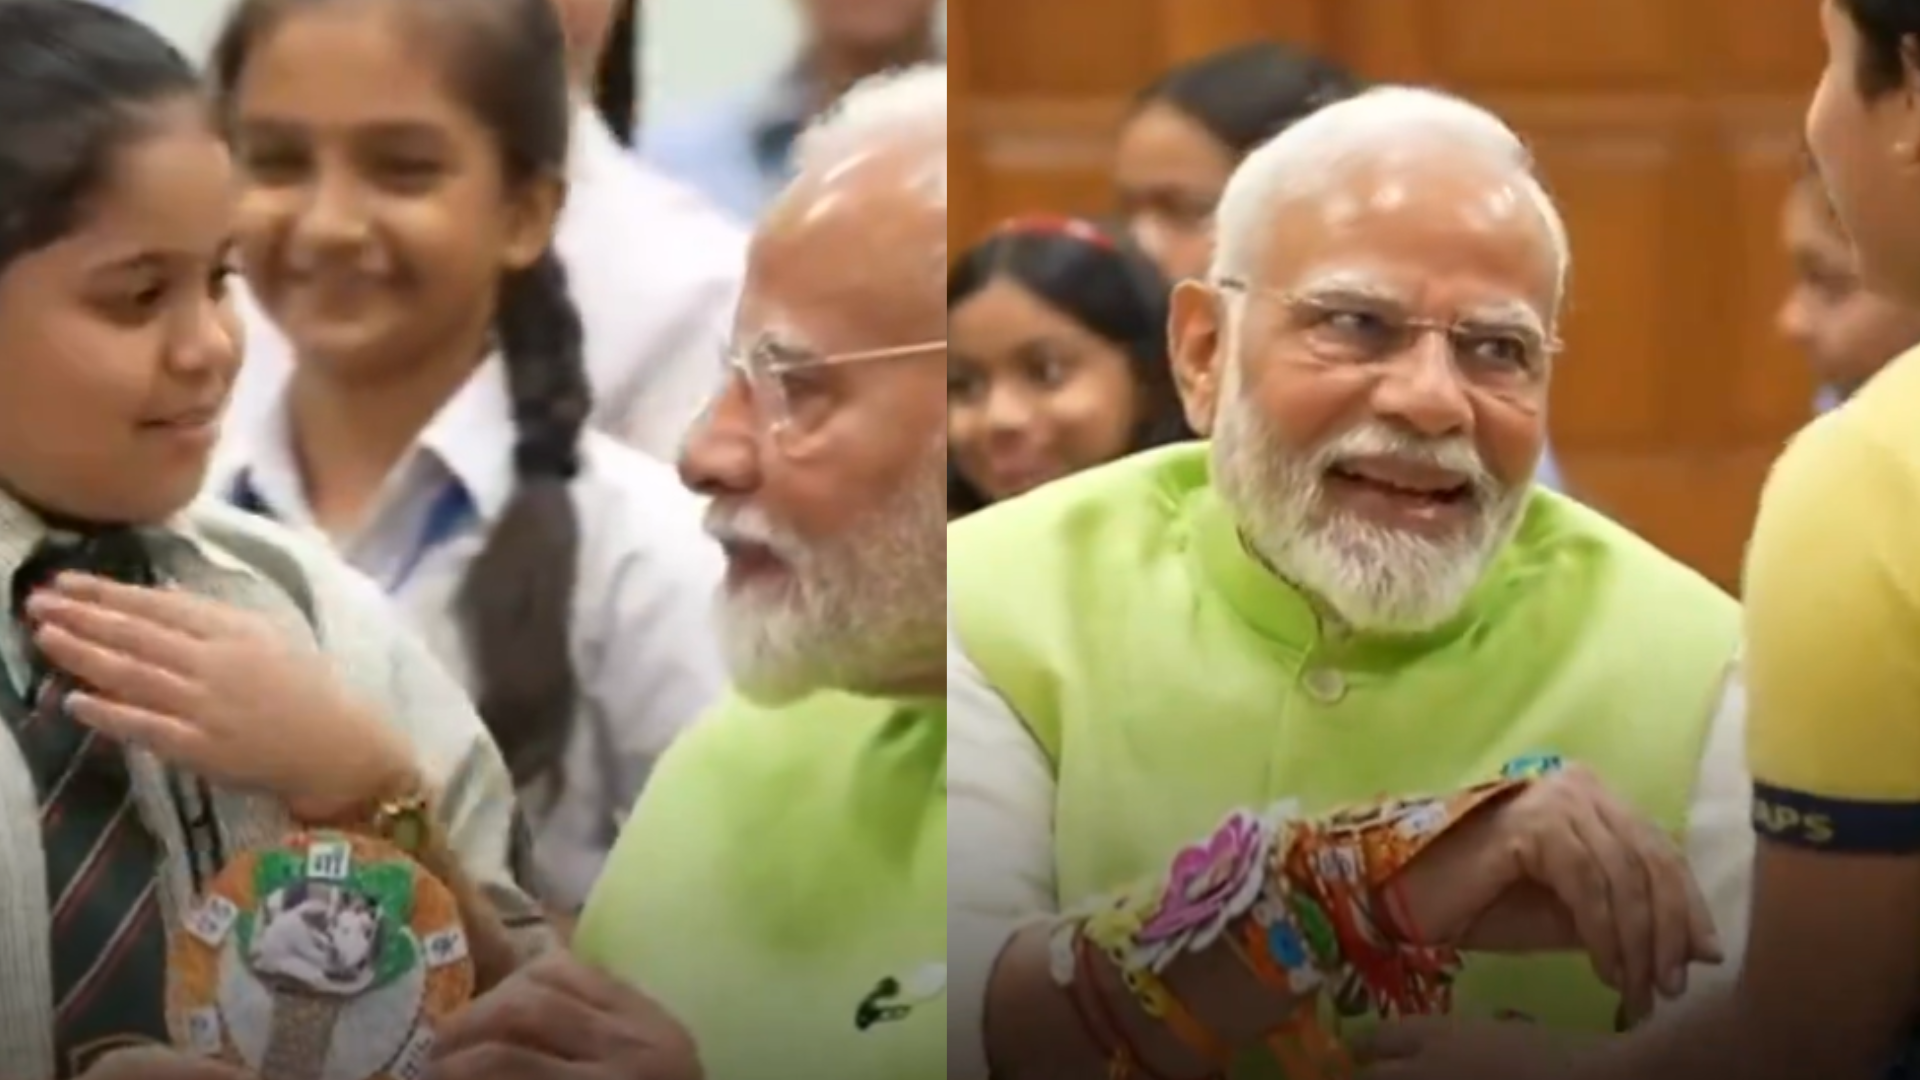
[723,336,947,454]
[1214,277,1558,392]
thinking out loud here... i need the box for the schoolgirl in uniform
[206,0,729,910]
[0,2,539,1074]
[222,0,749,462]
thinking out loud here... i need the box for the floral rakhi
[1050,763,1554,1079]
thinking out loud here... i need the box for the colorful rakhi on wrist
[1052,763,1552,1079]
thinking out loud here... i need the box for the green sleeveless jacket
[949,444,1738,1073]
[576,691,946,1080]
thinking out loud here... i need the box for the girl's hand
[28,572,421,822]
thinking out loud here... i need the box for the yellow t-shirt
[1747,348,1920,852]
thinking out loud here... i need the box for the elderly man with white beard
[947,86,1755,1079]
[563,65,947,1080]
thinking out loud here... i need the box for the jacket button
[1302,666,1347,703]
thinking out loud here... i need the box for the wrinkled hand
[82,1045,251,1079]
[28,573,419,822]
[1351,1016,1584,1080]
[1402,765,1721,1022]
[428,951,701,1080]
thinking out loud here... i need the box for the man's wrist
[1392,807,1511,944]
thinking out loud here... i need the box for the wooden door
[950,0,1823,589]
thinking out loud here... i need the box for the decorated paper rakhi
[1054,758,1559,1080]
[167,830,475,1080]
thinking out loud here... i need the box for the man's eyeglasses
[1214,278,1559,390]
[723,337,947,454]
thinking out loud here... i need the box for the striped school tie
[8,529,172,1077]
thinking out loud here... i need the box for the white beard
[706,445,946,704]
[1208,361,1529,634]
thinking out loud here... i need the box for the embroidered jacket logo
[854,963,946,1031]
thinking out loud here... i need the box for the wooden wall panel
[951,0,1824,588]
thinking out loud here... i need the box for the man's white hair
[1209,85,1568,307]
[794,62,947,204]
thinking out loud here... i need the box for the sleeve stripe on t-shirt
[1752,781,1920,854]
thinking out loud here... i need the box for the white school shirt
[944,617,1759,1080]
[0,490,547,1079]
[209,356,729,910]
[223,105,746,462]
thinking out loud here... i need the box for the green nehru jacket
[947,443,1742,1074]
[574,690,946,1080]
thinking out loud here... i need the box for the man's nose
[678,374,765,497]
[1369,332,1475,438]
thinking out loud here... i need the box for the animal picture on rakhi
[250,880,387,997]
[170,831,475,1080]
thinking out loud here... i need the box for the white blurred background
[87,0,940,125]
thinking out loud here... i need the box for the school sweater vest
[574,690,947,1080]
[948,444,1739,1055]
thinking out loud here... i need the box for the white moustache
[705,505,798,558]
[1310,425,1499,499]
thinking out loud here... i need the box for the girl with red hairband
[948,216,1193,516]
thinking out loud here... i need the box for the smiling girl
[205,0,728,912]
[0,2,541,1074]
[946,217,1189,516]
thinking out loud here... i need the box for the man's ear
[1169,280,1228,436]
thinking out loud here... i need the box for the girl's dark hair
[946,218,1192,516]
[1839,0,1920,98]
[594,0,639,145]
[211,0,592,797]
[0,0,201,278]
[1134,41,1362,157]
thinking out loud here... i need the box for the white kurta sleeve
[1660,661,1754,1015]
[948,611,1058,1080]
